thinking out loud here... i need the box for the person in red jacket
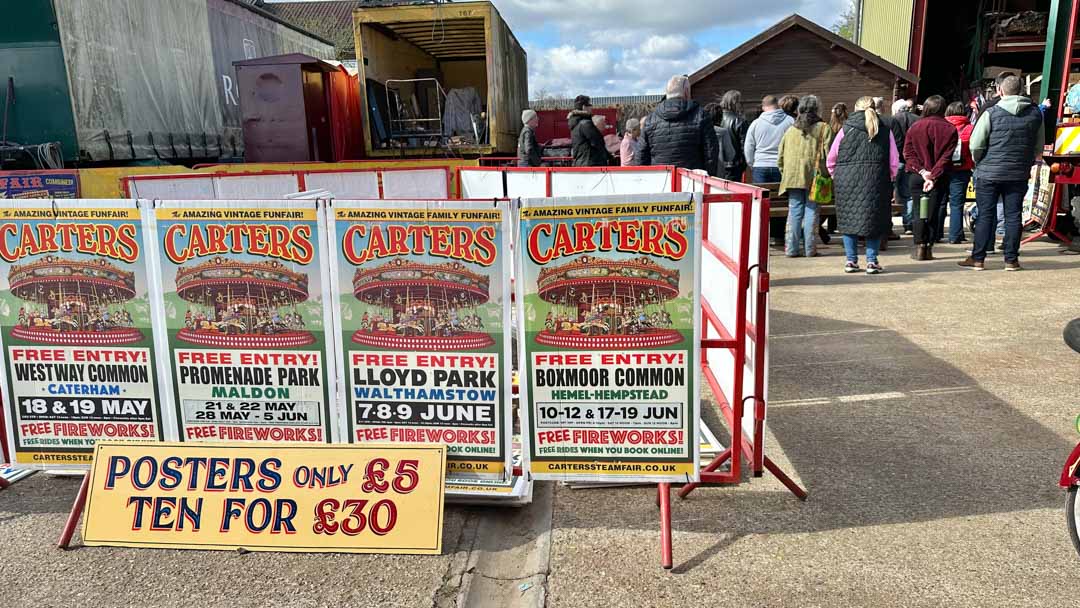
[903,95,958,260]
[942,102,975,243]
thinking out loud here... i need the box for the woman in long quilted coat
[826,96,900,275]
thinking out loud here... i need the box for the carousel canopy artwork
[175,257,314,349]
[536,255,681,350]
[9,256,142,346]
[351,258,493,351]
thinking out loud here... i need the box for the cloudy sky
[493,0,849,98]
[270,0,849,98]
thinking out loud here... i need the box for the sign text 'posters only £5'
[147,202,336,445]
[328,201,514,478]
[81,442,446,554]
[517,194,702,482]
[0,201,164,468]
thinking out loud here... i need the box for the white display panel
[382,169,449,199]
[212,174,300,199]
[459,170,505,198]
[128,176,215,199]
[505,172,548,198]
[550,169,673,196]
[303,171,380,198]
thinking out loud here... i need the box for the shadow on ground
[551,309,1073,572]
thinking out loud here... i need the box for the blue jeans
[751,166,781,184]
[972,179,1025,262]
[896,165,913,227]
[784,188,817,256]
[948,170,971,242]
[973,199,1006,236]
[842,234,880,264]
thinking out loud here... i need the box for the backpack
[951,124,971,167]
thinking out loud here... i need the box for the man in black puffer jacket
[569,95,608,166]
[636,75,719,173]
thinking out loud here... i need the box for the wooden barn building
[690,15,918,116]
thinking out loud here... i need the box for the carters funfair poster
[147,201,336,445]
[0,200,165,468]
[328,200,513,478]
[517,193,701,482]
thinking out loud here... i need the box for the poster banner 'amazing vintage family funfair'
[147,201,337,446]
[517,193,702,482]
[328,200,514,478]
[0,200,165,467]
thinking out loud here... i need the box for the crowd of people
[518,73,1052,274]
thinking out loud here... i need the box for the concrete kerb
[453,481,554,608]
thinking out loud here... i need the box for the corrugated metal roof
[229,0,336,46]
[262,1,432,59]
[530,95,665,110]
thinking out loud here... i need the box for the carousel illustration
[351,258,494,351]
[174,257,314,348]
[535,255,682,349]
[8,256,143,345]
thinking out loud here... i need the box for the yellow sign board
[82,442,446,554]
[1056,124,1080,155]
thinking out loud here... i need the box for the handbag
[808,125,833,204]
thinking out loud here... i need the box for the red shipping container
[535,108,618,144]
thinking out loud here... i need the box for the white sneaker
[865,262,884,275]
[844,261,860,273]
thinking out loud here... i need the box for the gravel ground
[0,474,471,608]
[3,236,1078,607]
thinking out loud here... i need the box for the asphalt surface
[546,236,1080,607]
[2,236,1078,607]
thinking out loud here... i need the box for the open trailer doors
[353,1,527,158]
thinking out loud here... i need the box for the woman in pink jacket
[619,118,642,166]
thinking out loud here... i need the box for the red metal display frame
[651,170,806,569]
[121,166,454,200]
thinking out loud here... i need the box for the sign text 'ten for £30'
[81,442,446,554]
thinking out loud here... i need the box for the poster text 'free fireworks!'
[148,202,336,445]
[0,201,165,468]
[329,201,513,478]
[517,194,702,482]
[81,442,446,554]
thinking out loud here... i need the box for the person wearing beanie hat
[518,109,541,167]
[569,94,607,166]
